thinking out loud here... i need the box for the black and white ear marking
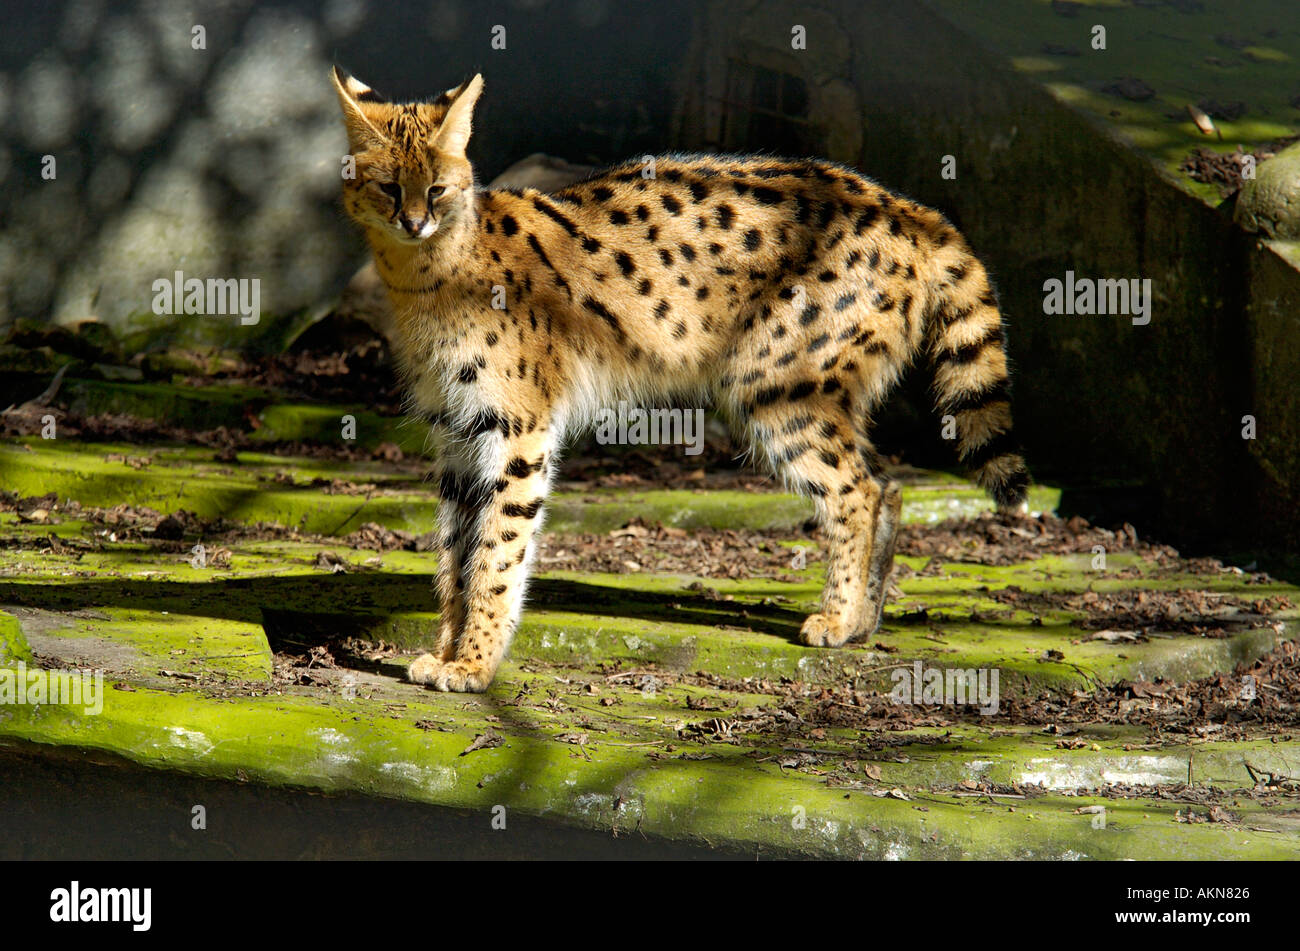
[434,82,465,107]
[333,66,385,103]
[331,66,390,146]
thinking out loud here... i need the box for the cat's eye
[427,184,447,200]
[376,182,402,201]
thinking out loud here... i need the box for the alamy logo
[0,662,103,715]
[49,882,151,931]
[890,660,1000,714]
[151,270,261,325]
[594,401,705,456]
[1042,270,1152,326]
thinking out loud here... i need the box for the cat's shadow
[0,571,933,678]
[255,575,813,655]
[532,576,805,638]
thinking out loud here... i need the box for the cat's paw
[407,654,491,692]
[407,652,442,684]
[799,612,850,648]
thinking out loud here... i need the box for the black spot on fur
[853,207,878,234]
[533,197,578,236]
[582,296,624,338]
[502,499,545,519]
[505,456,539,478]
[527,234,569,291]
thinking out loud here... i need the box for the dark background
[1,0,1297,557]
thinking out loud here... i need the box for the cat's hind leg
[862,477,903,637]
[744,398,880,647]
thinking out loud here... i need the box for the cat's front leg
[408,468,473,685]
[409,423,554,692]
[430,460,476,660]
[407,422,481,680]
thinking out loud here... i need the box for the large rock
[487,152,596,192]
[1235,142,1300,240]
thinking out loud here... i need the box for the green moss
[250,404,427,454]
[0,612,33,664]
[25,608,272,686]
[46,379,429,454]
[1,674,1295,859]
[929,0,1300,200]
[61,379,273,432]
[0,438,1061,542]
[2,513,1291,694]
[3,432,1296,857]
[115,306,320,357]
[0,441,439,536]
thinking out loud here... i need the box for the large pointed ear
[430,74,483,156]
[331,66,388,150]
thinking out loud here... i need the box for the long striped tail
[927,252,1030,510]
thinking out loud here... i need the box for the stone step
[2,440,1294,860]
[0,439,1062,535]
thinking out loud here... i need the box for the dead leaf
[460,730,503,756]
[1092,629,1140,643]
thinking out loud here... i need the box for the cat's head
[331,67,483,245]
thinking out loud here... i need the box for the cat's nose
[400,214,428,237]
